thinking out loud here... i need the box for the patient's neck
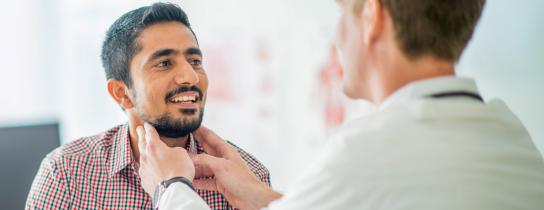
[127,119,189,163]
[159,135,190,148]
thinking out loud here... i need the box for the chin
[176,111,199,120]
[341,73,358,99]
[343,85,358,99]
[342,81,370,100]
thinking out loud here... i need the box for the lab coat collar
[379,76,480,111]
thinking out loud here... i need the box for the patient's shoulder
[40,124,125,173]
[227,141,271,185]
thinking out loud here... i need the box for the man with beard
[25,3,270,210]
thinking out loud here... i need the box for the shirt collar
[108,124,203,178]
[187,133,201,154]
[109,123,134,178]
[379,76,480,111]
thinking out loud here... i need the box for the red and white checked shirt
[26,123,271,209]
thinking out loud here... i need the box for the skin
[106,21,208,194]
[138,0,458,208]
[138,123,196,195]
[336,0,455,103]
[139,124,280,209]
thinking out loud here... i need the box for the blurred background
[1,0,543,208]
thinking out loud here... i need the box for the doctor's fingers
[192,153,231,176]
[193,178,218,192]
[194,163,214,179]
[190,153,214,178]
[194,126,237,159]
[143,123,171,154]
[136,126,147,156]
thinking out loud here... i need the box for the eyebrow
[148,48,180,62]
[185,47,202,57]
[145,47,203,65]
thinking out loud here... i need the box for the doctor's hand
[137,123,195,196]
[192,126,282,210]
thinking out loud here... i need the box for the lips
[168,93,199,104]
[165,86,204,106]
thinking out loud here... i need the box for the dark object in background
[0,123,60,209]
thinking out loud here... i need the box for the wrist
[247,181,282,209]
[164,176,195,191]
[153,176,196,209]
[164,171,194,182]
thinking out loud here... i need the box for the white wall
[1,0,542,191]
[0,0,61,124]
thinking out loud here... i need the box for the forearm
[242,182,283,210]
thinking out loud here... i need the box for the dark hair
[101,2,197,88]
[375,0,486,61]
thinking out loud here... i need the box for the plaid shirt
[26,124,271,209]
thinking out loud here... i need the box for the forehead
[336,0,356,8]
[136,21,198,53]
[336,0,348,5]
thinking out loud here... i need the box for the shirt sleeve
[160,182,211,210]
[25,154,72,210]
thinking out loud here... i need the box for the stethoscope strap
[428,91,484,102]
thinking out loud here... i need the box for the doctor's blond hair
[352,0,486,61]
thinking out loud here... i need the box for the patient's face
[128,21,208,138]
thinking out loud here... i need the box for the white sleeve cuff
[159,182,211,210]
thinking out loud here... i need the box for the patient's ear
[107,79,134,110]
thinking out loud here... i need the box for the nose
[174,60,199,86]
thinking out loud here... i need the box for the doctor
[137,0,544,209]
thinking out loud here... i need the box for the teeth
[170,95,197,103]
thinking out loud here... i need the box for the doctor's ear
[107,79,134,110]
[361,0,385,45]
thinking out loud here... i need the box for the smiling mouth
[168,91,200,105]
[168,94,200,104]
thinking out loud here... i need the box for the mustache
[164,86,203,103]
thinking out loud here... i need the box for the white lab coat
[159,76,544,210]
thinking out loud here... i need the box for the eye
[189,59,203,68]
[155,60,172,69]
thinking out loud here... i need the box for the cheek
[198,73,209,90]
[137,83,166,111]
[335,15,348,50]
[197,73,209,103]
[337,17,356,71]
[342,65,361,99]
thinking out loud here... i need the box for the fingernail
[136,126,142,136]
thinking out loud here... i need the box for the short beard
[130,84,205,139]
[143,109,204,138]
